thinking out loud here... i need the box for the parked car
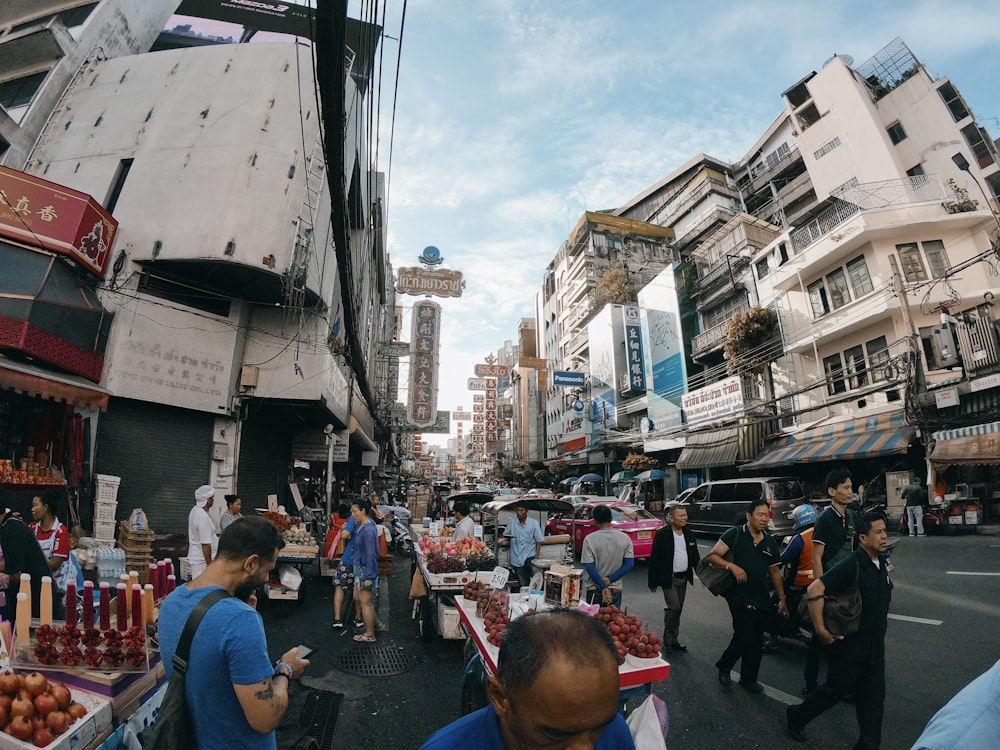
[560,494,618,505]
[545,501,665,559]
[677,477,806,538]
[522,488,555,498]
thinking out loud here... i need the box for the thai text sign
[0,166,118,278]
[452,411,472,421]
[396,267,464,297]
[467,378,488,390]
[408,301,441,427]
[474,363,509,377]
[681,375,744,427]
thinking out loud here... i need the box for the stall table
[412,554,493,641]
[265,545,319,603]
[454,595,670,693]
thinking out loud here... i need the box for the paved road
[258,526,1000,749]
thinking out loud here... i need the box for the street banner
[408,300,441,427]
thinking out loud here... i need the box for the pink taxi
[545,501,665,559]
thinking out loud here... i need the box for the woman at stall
[220,494,243,531]
[29,490,74,619]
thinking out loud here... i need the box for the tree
[621,452,659,472]
[533,469,551,485]
[549,459,568,478]
[597,267,635,305]
[724,306,777,374]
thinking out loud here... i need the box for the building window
[0,71,48,110]
[775,242,789,266]
[866,336,889,380]
[906,164,926,177]
[823,353,846,395]
[886,121,907,145]
[896,242,927,282]
[961,123,997,170]
[826,268,851,309]
[755,258,770,280]
[844,345,867,389]
[808,279,829,318]
[846,256,873,296]
[923,240,950,278]
[937,81,970,122]
[798,103,822,131]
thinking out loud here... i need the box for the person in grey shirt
[220,494,243,532]
[581,504,634,607]
[452,500,475,540]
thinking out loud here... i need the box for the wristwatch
[273,661,293,680]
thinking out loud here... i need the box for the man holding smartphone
[351,498,385,642]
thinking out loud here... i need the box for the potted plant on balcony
[942,178,979,214]
[724,306,777,373]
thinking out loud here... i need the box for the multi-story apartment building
[0,3,395,531]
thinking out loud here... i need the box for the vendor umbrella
[610,470,635,484]
[560,476,579,486]
[577,472,603,483]
[636,469,666,481]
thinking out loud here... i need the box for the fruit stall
[260,511,320,603]
[453,587,670,716]
[411,530,498,641]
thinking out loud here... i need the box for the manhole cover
[337,645,413,676]
[299,690,343,750]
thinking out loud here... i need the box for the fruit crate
[94,500,118,522]
[95,474,121,504]
[118,522,154,551]
[94,519,116,543]
[124,557,151,583]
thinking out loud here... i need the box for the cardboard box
[0,686,111,750]
[544,568,582,607]
[964,510,981,525]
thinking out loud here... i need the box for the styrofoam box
[436,600,464,639]
[964,511,981,524]
[0,686,112,750]
[948,515,964,524]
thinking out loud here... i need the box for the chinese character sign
[622,305,647,393]
[408,301,441,428]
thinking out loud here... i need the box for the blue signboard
[622,305,646,393]
[553,370,586,387]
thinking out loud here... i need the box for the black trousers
[794,649,885,750]
[716,596,769,684]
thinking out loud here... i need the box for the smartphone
[295,642,318,659]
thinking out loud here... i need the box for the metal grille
[337,645,413,676]
[299,690,343,750]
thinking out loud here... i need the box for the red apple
[24,673,49,697]
[9,714,34,741]
[49,684,71,712]
[66,702,87,720]
[34,692,58,716]
[32,726,55,747]
[46,711,70,736]
[0,671,20,696]
[12,693,35,717]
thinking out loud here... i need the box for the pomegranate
[33,693,58,716]
[0,694,11,711]
[0,671,20,696]
[11,693,35,718]
[66,702,88,720]
[49,683,72,712]
[46,711,70,736]
[32,726,55,747]
[0,703,8,727]
[24,673,49,697]
[8,714,34,741]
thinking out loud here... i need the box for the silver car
[678,477,806,538]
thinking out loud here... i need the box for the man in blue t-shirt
[502,501,543,588]
[420,608,636,750]
[158,517,311,750]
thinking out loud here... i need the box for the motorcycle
[389,517,414,555]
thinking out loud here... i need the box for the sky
[173,1,1000,448]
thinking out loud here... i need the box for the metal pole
[325,431,334,519]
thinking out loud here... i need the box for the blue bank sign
[553,370,586,388]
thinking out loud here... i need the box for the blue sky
[373,0,999,445]
[174,2,1000,445]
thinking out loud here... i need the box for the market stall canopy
[447,491,496,507]
[741,412,914,471]
[481,496,574,516]
[577,472,603,483]
[560,476,579,485]
[635,469,666,481]
[928,420,1000,464]
[610,470,635,483]
[676,428,740,470]
[0,355,108,410]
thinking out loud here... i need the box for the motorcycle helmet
[791,504,817,531]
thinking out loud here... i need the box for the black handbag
[798,560,862,637]
[143,588,232,750]
[695,529,739,596]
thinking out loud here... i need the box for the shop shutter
[94,397,213,535]
[237,412,293,511]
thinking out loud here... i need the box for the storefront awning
[928,420,1000,465]
[0,356,108,410]
[742,412,914,471]
[676,427,740,469]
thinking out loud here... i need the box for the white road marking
[888,614,942,625]
[731,671,800,705]
[946,571,1000,576]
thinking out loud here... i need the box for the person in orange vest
[776,504,822,696]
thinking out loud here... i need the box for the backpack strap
[172,588,232,676]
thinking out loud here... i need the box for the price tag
[474,524,484,540]
[490,566,509,590]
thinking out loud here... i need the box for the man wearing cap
[188,485,219,579]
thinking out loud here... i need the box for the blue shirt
[340,516,357,566]
[912,659,1000,749]
[503,516,543,566]
[158,586,275,750]
[419,705,636,750]
[354,520,379,583]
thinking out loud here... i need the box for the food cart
[454,594,670,715]
[479,495,575,568]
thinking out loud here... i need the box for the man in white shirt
[648,504,701,651]
[188,484,219,579]
[452,500,475,540]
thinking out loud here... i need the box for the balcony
[691,300,749,358]
[692,254,750,298]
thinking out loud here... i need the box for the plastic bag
[279,564,303,591]
[129,508,149,532]
[626,694,668,750]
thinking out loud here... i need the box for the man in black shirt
[704,498,787,693]
[0,491,53,621]
[787,511,893,748]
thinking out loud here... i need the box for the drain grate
[337,645,413,676]
[299,690,343,750]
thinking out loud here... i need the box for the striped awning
[676,427,740,469]
[928,420,1000,464]
[741,412,915,470]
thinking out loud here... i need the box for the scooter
[389,517,414,555]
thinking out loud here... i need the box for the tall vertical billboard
[408,301,441,427]
[638,267,686,434]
